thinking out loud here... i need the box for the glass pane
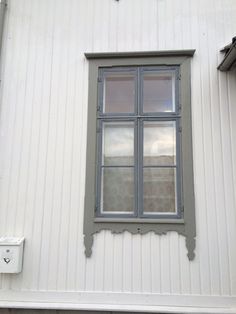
[101,167,134,213]
[143,71,175,112]
[103,72,135,113]
[102,122,134,166]
[143,168,177,213]
[143,121,176,166]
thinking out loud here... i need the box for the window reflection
[143,71,175,112]
[101,168,134,213]
[102,122,134,166]
[143,121,176,166]
[143,168,177,213]
[104,73,135,113]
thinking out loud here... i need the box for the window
[97,66,181,219]
[84,51,196,260]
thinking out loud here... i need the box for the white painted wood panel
[0,0,236,311]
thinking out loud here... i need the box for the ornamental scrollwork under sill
[84,225,195,261]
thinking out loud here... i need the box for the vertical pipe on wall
[0,0,6,59]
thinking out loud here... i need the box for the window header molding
[85,49,196,59]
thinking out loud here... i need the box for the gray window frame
[96,66,181,219]
[83,50,196,260]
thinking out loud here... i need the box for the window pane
[143,71,175,112]
[102,122,134,166]
[143,168,177,213]
[101,167,134,213]
[103,72,135,113]
[143,121,176,166]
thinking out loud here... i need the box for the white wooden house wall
[0,0,236,313]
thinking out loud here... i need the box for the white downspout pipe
[0,0,7,192]
[0,0,6,59]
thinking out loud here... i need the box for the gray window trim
[83,50,196,261]
[97,66,181,220]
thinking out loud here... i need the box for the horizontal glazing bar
[143,165,177,168]
[98,114,181,119]
[101,165,134,168]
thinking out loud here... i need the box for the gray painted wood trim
[83,53,196,261]
[94,218,185,224]
[85,49,196,59]
[218,42,236,71]
[179,58,196,260]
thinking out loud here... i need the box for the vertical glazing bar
[134,119,139,217]
[175,66,180,115]
[139,67,143,115]
[134,67,139,217]
[96,119,103,215]
[176,118,183,218]
[137,67,142,217]
[175,66,183,218]
[95,68,103,214]
[138,118,144,217]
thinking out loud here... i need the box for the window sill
[94,217,185,224]
[84,217,193,260]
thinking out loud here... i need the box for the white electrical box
[0,237,25,273]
